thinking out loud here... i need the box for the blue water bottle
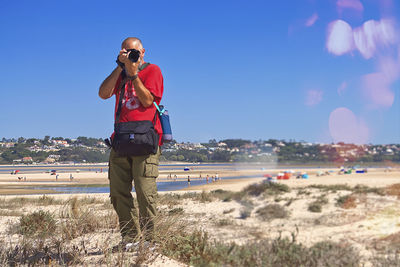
[153,102,173,142]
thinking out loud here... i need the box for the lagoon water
[35,179,211,194]
[33,174,262,194]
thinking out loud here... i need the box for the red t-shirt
[112,63,164,146]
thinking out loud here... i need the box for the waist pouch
[112,121,159,157]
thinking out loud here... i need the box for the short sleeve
[141,64,163,103]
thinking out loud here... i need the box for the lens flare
[326,20,354,56]
[329,107,369,144]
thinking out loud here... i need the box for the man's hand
[118,49,140,76]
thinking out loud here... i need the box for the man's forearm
[99,67,122,99]
[132,78,154,107]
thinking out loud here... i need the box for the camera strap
[115,62,151,123]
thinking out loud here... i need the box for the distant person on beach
[206,175,209,183]
[99,37,164,246]
[188,175,191,186]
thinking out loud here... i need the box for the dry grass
[308,195,329,213]
[307,184,385,196]
[256,204,289,221]
[380,231,400,250]
[158,227,360,267]
[337,194,357,209]
[223,208,235,214]
[1,179,400,266]
[243,181,290,197]
[385,183,400,198]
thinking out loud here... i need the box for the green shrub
[336,194,356,208]
[243,182,290,197]
[210,189,236,202]
[308,202,322,213]
[308,195,329,213]
[159,230,360,267]
[256,204,289,221]
[18,210,56,238]
[307,184,352,192]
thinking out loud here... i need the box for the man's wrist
[127,74,138,80]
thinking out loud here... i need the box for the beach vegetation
[297,188,312,195]
[308,202,322,212]
[372,251,400,267]
[239,200,254,219]
[285,197,296,206]
[158,228,360,267]
[223,208,235,214]
[243,181,290,197]
[353,185,385,195]
[308,184,385,196]
[17,210,57,238]
[1,183,398,266]
[239,207,252,219]
[256,204,289,221]
[336,194,357,209]
[385,183,400,198]
[210,189,236,202]
[308,195,329,213]
[168,207,184,215]
[158,193,182,207]
[215,218,235,226]
[307,184,353,192]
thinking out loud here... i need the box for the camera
[127,49,140,62]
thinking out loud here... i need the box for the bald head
[122,37,143,50]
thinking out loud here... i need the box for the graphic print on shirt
[124,84,140,110]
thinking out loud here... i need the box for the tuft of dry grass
[158,227,361,267]
[336,194,357,209]
[385,184,400,199]
[215,218,235,226]
[380,231,400,250]
[59,198,117,240]
[243,182,290,197]
[372,251,400,267]
[223,208,235,214]
[256,204,289,221]
[17,210,57,239]
[308,195,329,213]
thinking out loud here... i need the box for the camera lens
[128,49,140,62]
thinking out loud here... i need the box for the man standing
[99,37,163,245]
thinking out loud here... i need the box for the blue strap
[153,102,165,115]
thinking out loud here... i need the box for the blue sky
[0,0,399,144]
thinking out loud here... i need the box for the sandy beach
[0,165,400,265]
[0,166,398,195]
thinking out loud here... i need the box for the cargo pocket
[144,156,159,178]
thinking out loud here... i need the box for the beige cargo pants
[108,147,160,241]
